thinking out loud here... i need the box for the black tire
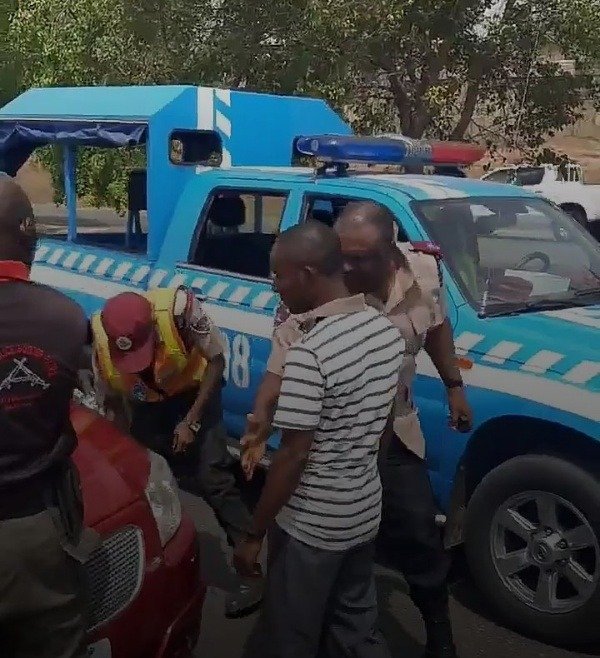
[561,204,588,228]
[465,454,600,646]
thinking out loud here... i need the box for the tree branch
[450,78,481,139]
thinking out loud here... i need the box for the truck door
[172,181,300,439]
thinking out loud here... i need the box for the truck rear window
[190,189,288,279]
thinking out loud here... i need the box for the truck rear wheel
[465,454,600,645]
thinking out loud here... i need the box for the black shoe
[423,619,458,658]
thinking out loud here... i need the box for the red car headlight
[144,451,183,546]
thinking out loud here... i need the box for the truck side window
[303,195,409,241]
[190,190,287,279]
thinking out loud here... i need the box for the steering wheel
[514,251,551,272]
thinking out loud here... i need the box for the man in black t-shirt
[0,178,92,657]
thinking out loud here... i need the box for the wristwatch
[188,420,201,433]
[443,377,464,389]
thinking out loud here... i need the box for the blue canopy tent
[0,85,351,259]
[0,86,198,257]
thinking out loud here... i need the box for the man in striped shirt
[243,202,472,657]
[234,222,403,658]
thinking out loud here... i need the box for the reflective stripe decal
[481,341,522,365]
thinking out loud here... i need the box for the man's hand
[240,413,269,481]
[233,536,263,577]
[447,387,473,432]
[173,421,196,453]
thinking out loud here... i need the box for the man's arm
[250,428,314,536]
[424,318,472,432]
[240,312,303,478]
[234,343,323,574]
[173,290,226,451]
[424,317,462,385]
[185,352,226,427]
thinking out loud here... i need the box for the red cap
[100,292,155,374]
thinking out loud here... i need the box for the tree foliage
[6,0,600,208]
[215,0,600,146]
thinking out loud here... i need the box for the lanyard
[0,261,30,283]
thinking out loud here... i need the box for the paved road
[182,489,600,658]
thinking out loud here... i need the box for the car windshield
[485,167,544,186]
[412,197,600,317]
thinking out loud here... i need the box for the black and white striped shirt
[273,304,404,551]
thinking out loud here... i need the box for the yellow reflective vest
[91,288,207,402]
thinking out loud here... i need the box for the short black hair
[275,221,343,276]
[336,201,396,246]
[0,178,36,264]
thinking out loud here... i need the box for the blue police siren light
[295,134,485,167]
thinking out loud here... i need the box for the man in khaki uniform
[243,203,473,658]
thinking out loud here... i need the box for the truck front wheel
[465,454,600,645]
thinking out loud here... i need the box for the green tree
[215,0,600,150]
[0,0,19,108]
[8,0,217,208]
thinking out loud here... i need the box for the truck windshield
[412,197,600,317]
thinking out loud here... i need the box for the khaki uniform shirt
[267,243,447,459]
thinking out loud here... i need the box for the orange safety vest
[91,288,207,402]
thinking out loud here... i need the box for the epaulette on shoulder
[409,241,443,260]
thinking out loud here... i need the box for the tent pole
[63,145,77,242]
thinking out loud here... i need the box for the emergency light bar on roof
[295,135,485,168]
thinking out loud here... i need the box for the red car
[70,403,205,658]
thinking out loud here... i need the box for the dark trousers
[130,388,252,546]
[245,524,390,658]
[378,437,451,619]
[0,509,87,658]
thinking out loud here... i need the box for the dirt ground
[14,134,600,205]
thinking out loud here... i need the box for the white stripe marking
[251,291,275,308]
[215,88,231,106]
[78,255,97,272]
[26,263,600,423]
[481,341,522,365]
[47,248,65,265]
[215,110,232,138]
[30,266,274,339]
[197,86,214,130]
[112,262,133,280]
[35,246,50,261]
[62,251,80,269]
[222,148,232,168]
[148,270,168,288]
[521,350,564,374]
[130,265,150,283]
[415,352,600,422]
[191,277,208,291]
[168,274,187,288]
[206,281,229,298]
[227,287,252,304]
[563,361,600,385]
[94,258,114,276]
[454,332,485,355]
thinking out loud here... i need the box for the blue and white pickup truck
[1,85,599,646]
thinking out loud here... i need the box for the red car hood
[70,404,151,528]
